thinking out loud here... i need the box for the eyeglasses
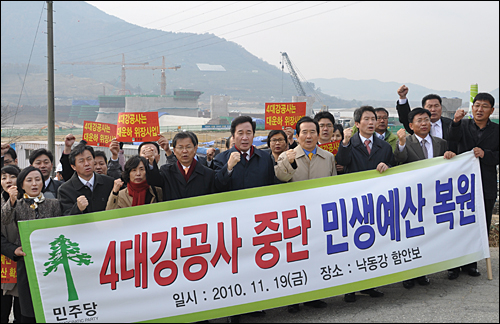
[270,138,285,143]
[176,145,194,150]
[414,118,430,124]
[473,103,492,109]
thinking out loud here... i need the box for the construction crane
[281,52,306,96]
[281,52,328,114]
[61,53,149,95]
[125,56,181,95]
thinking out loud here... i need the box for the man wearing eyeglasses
[150,131,216,201]
[396,85,457,153]
[374,108,398,152]
[394,108,456,289]
[313,111,336,145]
[1,144,18,168]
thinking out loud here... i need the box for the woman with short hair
[1,166,63,322]
[1,165,22,324]
[106,155,163,209]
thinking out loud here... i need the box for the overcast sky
[86,1,499,92]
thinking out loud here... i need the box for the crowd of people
[1,87,498,323]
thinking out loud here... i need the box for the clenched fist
[64,134,76,154]
[285,149,296,163]
[206,148,215,162]
[453,109,466,123]
[397,128,407,146]
[343,127,353,145]
[109,138,120,159]
[8,185,18,206]
[227,151,241,171]
[76,195,89,212]
[158,135,172,156]
[112,178,124,194]
[397,85,409,99]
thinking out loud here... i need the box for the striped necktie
[364,139,371,154]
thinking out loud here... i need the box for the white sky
[86,1,499,92]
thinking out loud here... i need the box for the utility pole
[47,1,55,176]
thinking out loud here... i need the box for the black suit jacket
[155,160,216,201]
[58,172,115,215]
[394,134,448,164]
[44,178,63,199]
[448,119,499,199]
[336,133,395,173]
[214,146,276,191]
[396,100,457,153]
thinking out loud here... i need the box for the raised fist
[397,85,409,99]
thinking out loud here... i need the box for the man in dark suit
[213,116,275,320]
[214,116,276,191]
[394,108,456,289]
[149,131,216,201]
[394,108,456,164]
[156,133,215,168]
[447,92,499,279]
[396,85,457,153]
[336,106,395,174]
[336,106,393,302]
[57,144,114,215]
[29,148,63,199]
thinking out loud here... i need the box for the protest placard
[318,140,341,155]
[19,151,489,323]
[116,112,160,142]
[1,255,17,283]
[82,121,117,147]
[265,102,306,130]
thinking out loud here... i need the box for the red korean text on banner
[116,112,160,142]
[82,121,117,147]
[318,140,341,156]
[265,102,306,130]
[1,255,17,283]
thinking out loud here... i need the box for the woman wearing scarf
[1,166,62,322]
[106,155,163,209]
[1,165,22,323]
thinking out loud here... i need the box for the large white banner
[19,151,490,323]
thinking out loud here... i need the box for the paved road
[209,247,499,323]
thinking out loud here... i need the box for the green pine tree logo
[43,235,93,301]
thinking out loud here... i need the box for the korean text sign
[318,140,341,155]
[265,102,306,130]
[1,255,17,283]
[116,112,160,142]
[82,121,117,147]
[19,151,489,323]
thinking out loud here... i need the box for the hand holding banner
[265,102,306,130]
[116,112,160,142]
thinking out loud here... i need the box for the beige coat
[275,144,337,182]
[106,186,163,210]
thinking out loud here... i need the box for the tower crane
[125,56,181,95]
[61,53,149,95]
